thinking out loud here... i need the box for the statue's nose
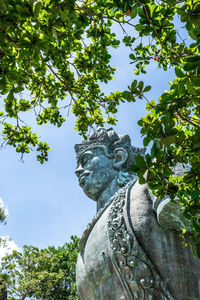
[75,164,84,177]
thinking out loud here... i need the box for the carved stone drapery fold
[107,181,175,300]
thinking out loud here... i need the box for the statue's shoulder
[128,179,192,232]
[128,180,153,212]
[126,180,155,235]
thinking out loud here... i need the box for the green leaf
[131,80,137,88]
[191,190,200,201]
[130,164,139,172]
[196,242,200,259]
[151,141,159,158]
[190,75,200,87]
[186,56,200,63]
[122,90,135,102]
[175,67,185,78]
[138,81,144,91]
[135,24,143,31]
[0,0,8,13]
[184,63,198,71]
[130,5,137,19]
[33,1,42,18]
[143,85,151,92]
[143,136,151,146]
[147,169,157,182]
[138,175,146,184]
[135,155,146,167]
[148,182,162,190]
[161,135,176,146]
[129,53,136,60]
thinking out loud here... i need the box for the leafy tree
[0,0,200,252]
[0,208,6,223]
[0,200,7,224]
[0,285,7,300]
[0,0,121,163]
[0,236,79,299]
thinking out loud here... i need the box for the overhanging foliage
[0,0,200,253]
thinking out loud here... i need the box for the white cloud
[0,236,20,260]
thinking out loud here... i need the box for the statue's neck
[97,179,120,212]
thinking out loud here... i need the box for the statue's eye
[81,155,90,166]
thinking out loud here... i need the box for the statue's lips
[79,173,89,187]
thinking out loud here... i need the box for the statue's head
[75,128,145,202]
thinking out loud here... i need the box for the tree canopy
[0,236,79,299]
[0,208,6,223]
[0,0,200,252]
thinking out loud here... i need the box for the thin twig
[176,110,200,128]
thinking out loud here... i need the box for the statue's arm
[152,194,192,232]
[149,164,192,232]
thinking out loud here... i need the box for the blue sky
[0,23,176,253]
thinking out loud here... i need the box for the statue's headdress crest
[75,127,145,171]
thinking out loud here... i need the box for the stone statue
[75,127,200,300]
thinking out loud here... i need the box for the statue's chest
[76,205,127,300]
[80,205,111,280]
[76,197,159,300]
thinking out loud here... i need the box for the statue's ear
[113,148,128,169]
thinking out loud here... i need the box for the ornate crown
[75,127,145,171]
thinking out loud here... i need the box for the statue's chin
[82,176,114,202]
[83,185,101,202]
[83,189,98,201]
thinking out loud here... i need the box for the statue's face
[75,148,116,201]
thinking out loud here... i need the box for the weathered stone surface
[75,128,200,300]
[156,197,192,232]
